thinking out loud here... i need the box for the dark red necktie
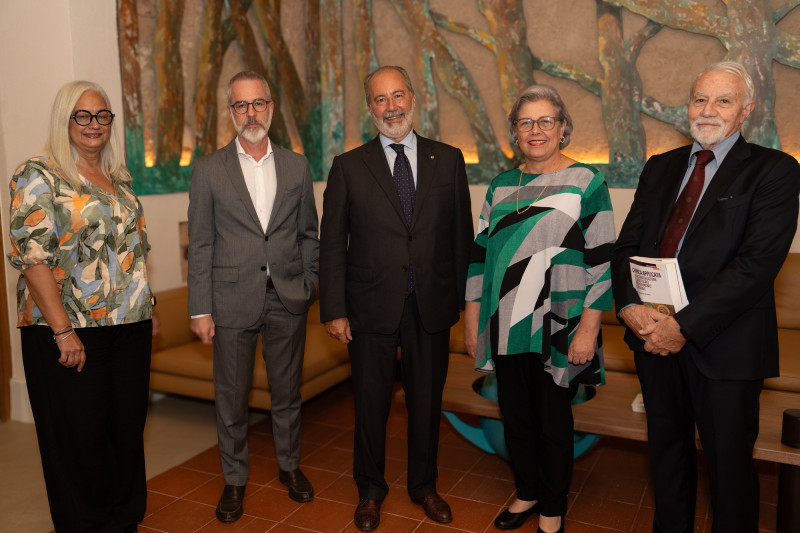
[659,150,715,258]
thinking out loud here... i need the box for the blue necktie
[390,144,415,295]
[390,144,415,223]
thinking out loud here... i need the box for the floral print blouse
[7,157,153,327]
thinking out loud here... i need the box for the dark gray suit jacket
[187,138,319,327]
[319,134,473,334]
[612,135,800,380]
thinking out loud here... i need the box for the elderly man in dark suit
[319,65,473,531]
[187,70,319,523]
[612,61,800,533]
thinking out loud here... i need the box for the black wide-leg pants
[494,354,577,518]
[21,321,152,533]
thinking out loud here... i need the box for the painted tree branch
[320,0,344,177]
[640,97,688,133]
[194,0,224,158]
[353,0,379,144]
[597,1,647,185]
[774,0,800,22]
[776,29,800,68]
[532,58,602,94]
[429,10,496,53]
[117,0,144,181]
[608,0,726,42]
[235,0,290,149]
[252,0,310,142]
[154,0,185,169]
[306,0,323,178]
[479,0,535,116]
[390,0,507,178]
[628,19,662,56]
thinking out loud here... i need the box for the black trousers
[21,321,152,533]
[635,350,763,533]
[348,293,450,501]
[493,354,578,518]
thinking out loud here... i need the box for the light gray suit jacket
[187,138,319,327]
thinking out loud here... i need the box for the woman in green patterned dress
[464,85,615,533]
[7,81,156,533]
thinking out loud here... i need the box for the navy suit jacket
[612,135,800,380]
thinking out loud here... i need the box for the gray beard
[690,120,726,149]
[240,125,268,144]
[371,105,415,140]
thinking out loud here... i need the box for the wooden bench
[442,252,800,467]
[442,351,800,466]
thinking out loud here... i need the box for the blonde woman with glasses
[7,81,156,533]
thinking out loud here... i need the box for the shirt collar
[235,136,273,163]
[690,131,739,165]
[380,130,417,152]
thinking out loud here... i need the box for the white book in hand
[629,256,689,315]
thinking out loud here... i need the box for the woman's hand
[568,308,603,365]
[567,325,596,365]
[22,264,88,371]
[56,331,86,372]
[464,301,480,360]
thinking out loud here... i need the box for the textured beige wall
[336,0,800,168]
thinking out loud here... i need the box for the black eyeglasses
[514,116,562,132]
[230,99,271,114]
[71,109,115,126]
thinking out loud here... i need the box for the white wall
[0,1,797,422]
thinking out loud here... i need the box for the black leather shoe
[494,502,540,530]
[279,468,314,502]
[216,484,246,523]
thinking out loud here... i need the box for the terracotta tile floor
[139,381,780,533]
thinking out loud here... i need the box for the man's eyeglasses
[230,99,271,114]
[71,110,115,126]
[514,116,562,132]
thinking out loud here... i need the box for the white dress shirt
[235,136,277,234]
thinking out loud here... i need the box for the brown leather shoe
[354,498,381,531]
[411,492,452,523]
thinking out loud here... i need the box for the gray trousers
[212,288,307,485]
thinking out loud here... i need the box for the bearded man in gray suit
[187,70,319,524]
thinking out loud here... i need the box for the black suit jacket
[319,134,473,334]
[612,135,800,380]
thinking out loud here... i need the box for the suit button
[402,265,408,272]
[408,236,412,241]
[261,266,267,271]
[265,236,269,242]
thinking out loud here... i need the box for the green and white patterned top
[466,163,615,388]
[7,157,153,327]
